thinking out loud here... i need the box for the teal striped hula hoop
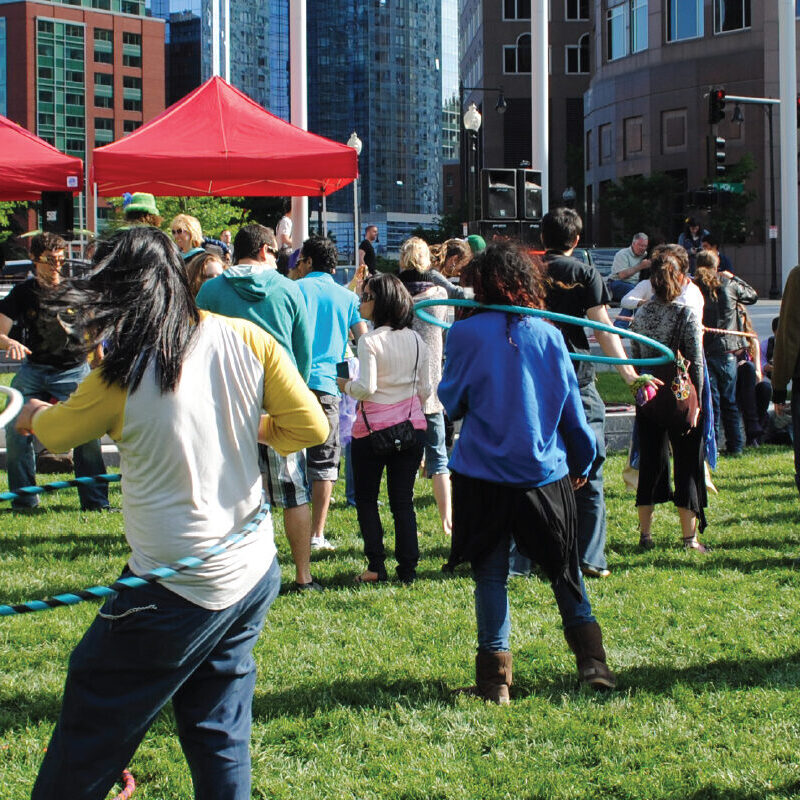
[414,298,674,367]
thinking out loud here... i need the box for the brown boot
[475,650,512,705]
[564,622,616,690]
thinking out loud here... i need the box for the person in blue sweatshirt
[438,242,615,704]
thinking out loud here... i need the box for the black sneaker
[286,579,324,593]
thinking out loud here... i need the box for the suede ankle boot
[564,622,616,690]
[474,650,513,705]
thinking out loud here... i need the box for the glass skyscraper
[307,0,441,217]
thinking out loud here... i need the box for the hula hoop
[0,494,269,616]
[414,298,674,367]
[110,770,135,800]
[0,386,23,429]
[0,473,121,503]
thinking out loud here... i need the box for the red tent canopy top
[92,77,358,198]
[0,114,83,201]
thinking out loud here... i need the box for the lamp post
[347,132,362,267]
[463,103,482,224]
[458,82,506,228]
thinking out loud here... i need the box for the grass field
[0,445,799,799]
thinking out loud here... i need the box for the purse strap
[360,333,420,435]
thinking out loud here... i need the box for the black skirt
[446,472,583,601]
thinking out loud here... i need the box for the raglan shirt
[32,311,329,610]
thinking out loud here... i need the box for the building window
[599,123,613,164]
[667,0,703,41]
[624,116,643,158]
[123,119,141,133]
[566,33,590,73]
[94,116,113,146]
[123,32,142,68]
[94,28,113,64]
[714,0,750,33]
[503,33,531,73]
[565,0,589,20]
[503,0,531,20]
[607,0,647,60]
[661,108,687,154]
[123,97,142,111]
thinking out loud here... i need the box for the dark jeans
[6,362,108,510]
[32,559,281,800]
[575,382,607,571]
[351,433,424,581]
[473,534,596,652]
[792,391,800,494]
[735,360,771,444]
[706,352,744,454]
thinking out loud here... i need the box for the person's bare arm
[616,259,651,281]
[586,304,637,384]
[0,313,30,361]
[350,321,368,345]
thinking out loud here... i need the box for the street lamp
[463,103,482,223]
[347,131,362,267]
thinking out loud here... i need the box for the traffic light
[714,136,726,176]
[709,88,726,124]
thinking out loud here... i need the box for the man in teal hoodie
[197,224,321,591]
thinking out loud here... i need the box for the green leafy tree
[708,152,758,246]
[600,173,680,244]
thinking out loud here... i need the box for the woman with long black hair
[439,242,614,704]
[18,226,328,800]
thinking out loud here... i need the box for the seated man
[607,232,650,304]
[0,232,108,511]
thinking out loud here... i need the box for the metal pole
[778,0,798,288]
[92,183,98,234]
[468,130,477,224]
[531,0,548,215]
[322,193,327,237]
[768,105,779,299]
[222,0,230,81]
[353,176,359,266]
[289,0,309,247]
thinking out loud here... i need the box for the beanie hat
[125,192,160,217]
[466,234,486,254]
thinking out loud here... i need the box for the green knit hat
[466,234,486,254]
[125,192,160,216]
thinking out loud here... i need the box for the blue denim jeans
[32,557,281,800]
[6,362,108,510]
[423,412,450,477]
[473,534,596,652]
[344,441,356,506]
[575,383,607,571]
[706,352,744,454]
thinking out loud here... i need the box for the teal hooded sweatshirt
[196,264,312,382]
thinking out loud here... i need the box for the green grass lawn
[1,449,800,799]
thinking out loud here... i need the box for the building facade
[584,0,800,290]
[458,0,592,217]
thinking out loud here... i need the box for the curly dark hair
[461,242,545,310]
[300,235,338,274]
[364,273,414,330]
[30,232,67,260]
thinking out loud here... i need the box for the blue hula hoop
[414,298,674,367]
[0,493,270,616]
[0,472,121,503]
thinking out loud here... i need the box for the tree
[707,152,758,246]
[600,173,680,244]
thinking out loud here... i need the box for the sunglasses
[38,255,65,267]
[172,228,187,236]
[361,292,374,302]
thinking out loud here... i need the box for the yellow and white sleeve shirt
[32,311,329,610]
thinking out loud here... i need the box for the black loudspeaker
[41,191,74,236]
[479,220,520,242]
[481,169,517,220]
[519,221,542,247]
[518,169,543,220]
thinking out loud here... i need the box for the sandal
[683,536,711,554]
[354,570,385,585]
[639,533,654,550]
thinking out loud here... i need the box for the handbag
[360,336,420,456]
[637,305,700,434]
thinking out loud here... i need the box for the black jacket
[696,274,757,356]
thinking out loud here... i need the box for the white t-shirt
[276,215,293,250]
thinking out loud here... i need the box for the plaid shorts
[258,444,311,508]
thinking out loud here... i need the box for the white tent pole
[290,0,308,247]
[222,0,230,81]
[779,0,798,287]
[211,0,220,77]
[531,0,549,215]
[93,183,98,234]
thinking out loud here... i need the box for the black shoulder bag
[359,335,420,456]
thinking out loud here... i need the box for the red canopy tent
[92,77,358,197]
[0,114,83,201]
